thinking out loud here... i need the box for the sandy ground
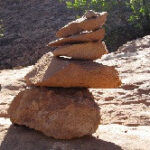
[0,35,150,150]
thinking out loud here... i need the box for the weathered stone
[8,87,100,139]
[56,12,108,38]
[53,41,108,60]
[25,52,121,88]
[48,28,105,47]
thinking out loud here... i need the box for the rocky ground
[0,35,150,149]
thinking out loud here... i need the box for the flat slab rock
[56,12,108,38]
[48,28,105,47]
[25,52,121,88]
[53,41,108,60]
[8,87,100,139]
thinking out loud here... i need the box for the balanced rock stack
[48,10,108,60]
[8,11,121,140]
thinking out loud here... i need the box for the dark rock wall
[0,0,76,69]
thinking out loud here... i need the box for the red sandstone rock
[53,41,108,60]
[25,52,121,88]
[8,87,100,139]
[56,12,108,38]
[48,28,105,47]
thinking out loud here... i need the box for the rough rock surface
[48,28,105,47]
[8,87,100,139]
[53,41,108,60]
[25,52,121,88]
[0,35,150,149]
[56,12,108,38]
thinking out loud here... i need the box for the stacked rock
[48,10,108,60]
[8,11,121,140]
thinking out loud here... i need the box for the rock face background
[0,0,76,69]
[0,35,150,149]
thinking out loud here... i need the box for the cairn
[8,11,121,139]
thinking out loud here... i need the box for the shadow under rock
[0,125,123,150]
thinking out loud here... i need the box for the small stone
[84,10,98,19]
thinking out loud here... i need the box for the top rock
[56,11,108,38]
[84,10,100,19]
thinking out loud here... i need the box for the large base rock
[25,52,121,88]
[8,87,100,139]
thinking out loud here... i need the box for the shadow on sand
[0,125,123,150]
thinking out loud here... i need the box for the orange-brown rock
[48,28,105,47]
[56,12,108,38]
[53,41,108,60]
[8,87,100,139]
[25,52,121,88]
